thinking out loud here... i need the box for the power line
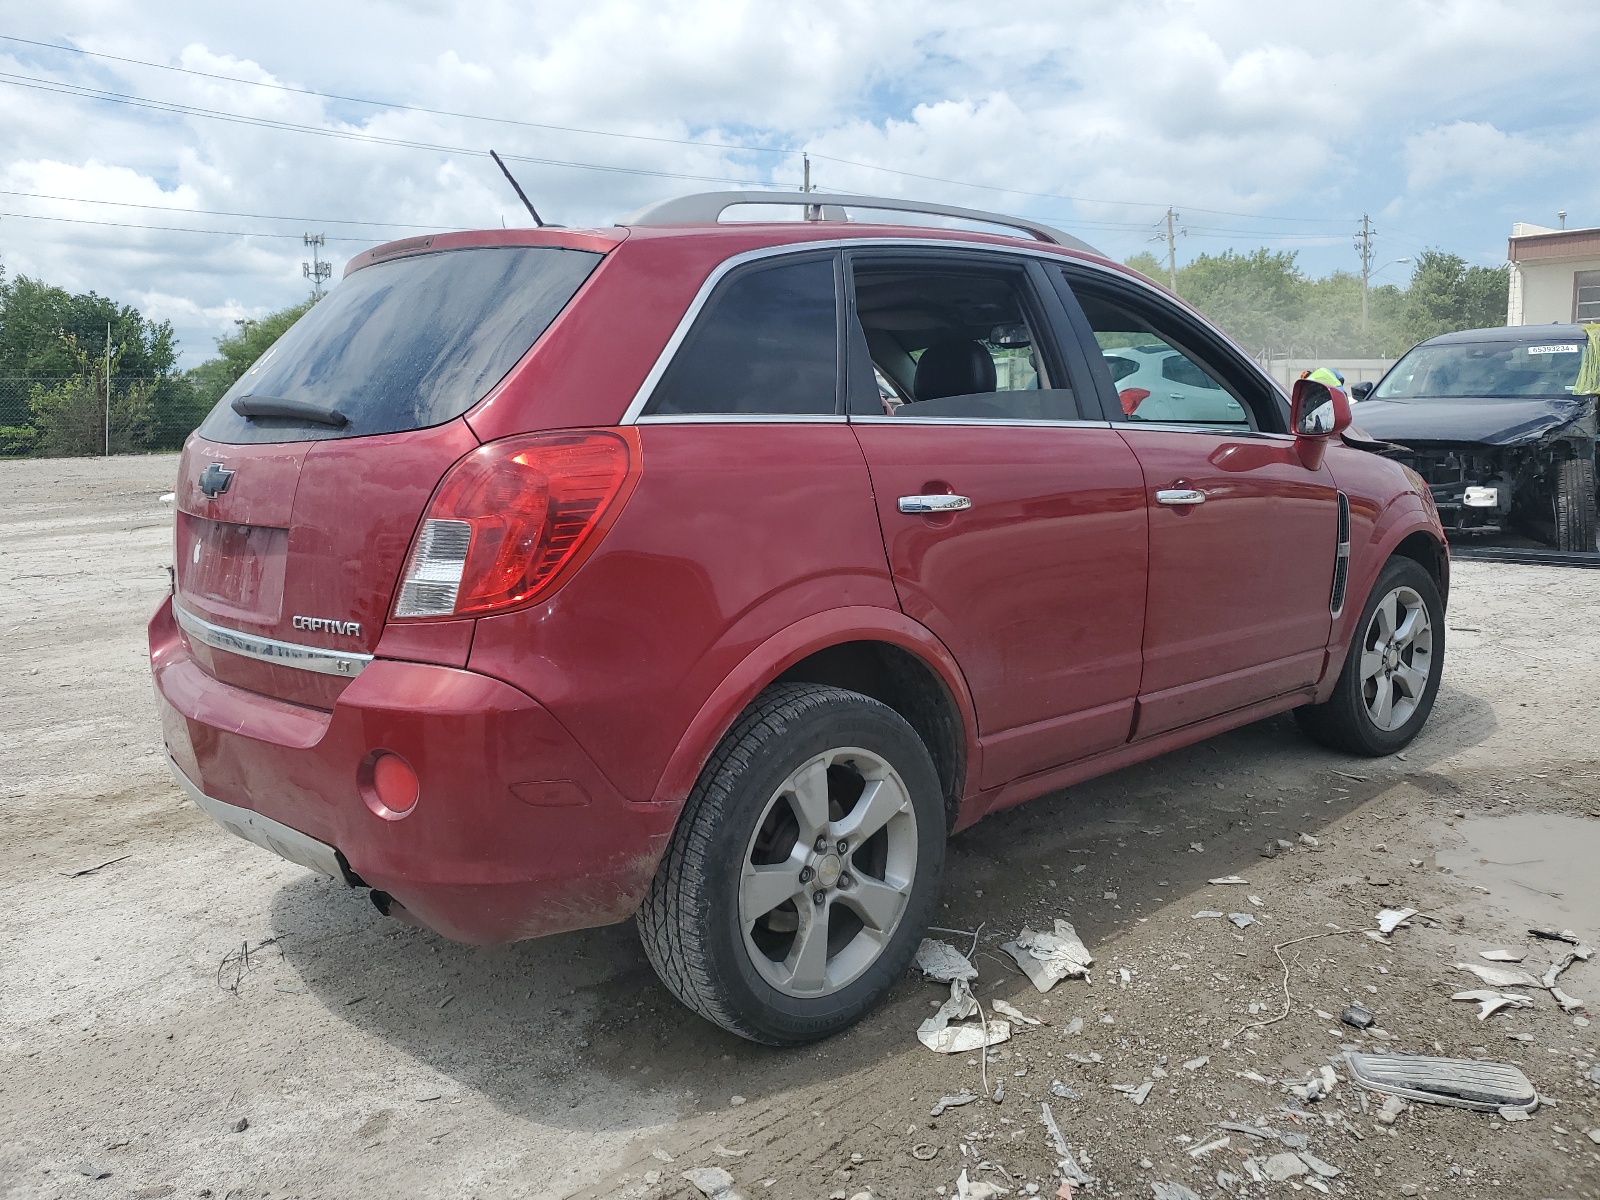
[0,187,436,229]
[0,33,1371,226]
[0,209,379,240]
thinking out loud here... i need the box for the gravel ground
[1,454,1597,1200]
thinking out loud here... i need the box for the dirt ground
[1,454,1597,1200]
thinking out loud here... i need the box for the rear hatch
[173,242,603,708]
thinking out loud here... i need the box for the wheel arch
[648,608,979,831]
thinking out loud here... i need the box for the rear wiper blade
[232,394,349,427]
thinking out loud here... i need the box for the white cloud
[1,0,1597,363]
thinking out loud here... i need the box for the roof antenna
[490,149,546,228]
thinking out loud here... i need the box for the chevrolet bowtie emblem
[198,462,234,499]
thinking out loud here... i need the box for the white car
[1102,345,1251,426]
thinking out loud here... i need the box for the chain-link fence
[0,376,209,457]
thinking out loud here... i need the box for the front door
[1053,266,1339,738]
[845,250,1149,787]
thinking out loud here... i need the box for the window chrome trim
[174,603,373,678]
[615,234,1288,426]
[849,415,1114,429]
[635,412,849,425]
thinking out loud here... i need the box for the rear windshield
[199,246,602,443]
[1374,339,1587,400]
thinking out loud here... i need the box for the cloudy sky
[2,0,1595,365]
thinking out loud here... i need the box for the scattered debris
[1063,1017,1084,1035]
[1375,908,1418,935]
[931,1093,980,1117]
[1541,942,1593,988]
[1151,1183,1201,1200]
[1529,927,1581,944]
[992,999,1042,1026]
[232,1117,249,1133]
[1112,1081,1153,1105]
[1297,833,1320,848]
[1340,1004,1375,1030]
[1187,1136,1229,1158]
[682,1166,742,1200]
[911,1143,940,1161]
[1498,1106,1531,1123]
[1585,1128,1600,1146]
[61,854,133,879]
[1189,842,1204,852]
[1346,1052,1539,1113]
[1182,1056,1209,1071]
[1227,913,1255,929]
[919,980,1011,1054]
[1001,921,1094,993]
[1451,990,1537,1021]
[1192,910,1224,920]
[77,1164,110,1180]
[955,1167,1007,1200]
[1551,987,1586,1012]
[1040,1103,1094,1187]
[729,1095,746,1106]
[1298,1150,1340,1179]
[714,1146,747,1158]
[1479,949,1526,963]
[1375,1096,1407,1125]
[1455,962,1541,989]
[1207,876,1249,885]
[1238,927,1364,1035]
[918,938,979,983]
[1262,1152,1307,1182]
[651,1148,676,1163]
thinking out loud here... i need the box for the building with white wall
[1507,223,1600,326]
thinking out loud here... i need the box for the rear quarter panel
[465,423,903,802]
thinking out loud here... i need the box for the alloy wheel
[1358,584,1434,732]
[738,746,918,997]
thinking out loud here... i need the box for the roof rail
[619,191,1100,255]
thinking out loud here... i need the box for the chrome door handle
[1155,488,1206,506]
[898,494,973,514]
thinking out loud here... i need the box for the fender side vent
[1330,491,1352,615]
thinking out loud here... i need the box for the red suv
[150,192,1449,1044]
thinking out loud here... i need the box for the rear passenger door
[845,249,1149,789]
[1050,265,1339,739]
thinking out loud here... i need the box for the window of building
[1575,270,1600,323]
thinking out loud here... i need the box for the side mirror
[1350,381,1375,401]
[1290,379,1352,469]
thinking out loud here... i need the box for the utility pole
[1355,214,1376,331]
[104,322,111,457]
[302,233,331,298]
[1164,208,1181,293]
[802,153,821,221]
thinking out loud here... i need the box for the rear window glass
[644,256,838,416]
[200,246,601,443]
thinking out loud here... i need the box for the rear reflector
[372,752,420,815]
[393,429,639,619]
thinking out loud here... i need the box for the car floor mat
[1346,1052,1538,1112]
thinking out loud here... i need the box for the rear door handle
[898,494,973,514]
[1155,488,1206,506]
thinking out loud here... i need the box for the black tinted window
[200,246,601,443]
[646,257,838,416]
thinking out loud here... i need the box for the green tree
[188,298,316,411]
[1397,250,1509,349]
[1177,249,1306,354]
[28,337,155,456]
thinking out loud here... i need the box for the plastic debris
[1376,1095,1407,1125]
[1529,927,1581,944]
[991,998,1042,1026]
[1182,1056,1209,1071]
[1227,913,1255,929]
[1347,1052,1539,1114]
[1552,986,1586,1012]
[1585,1129,1600,1145]
[1063,1016,1084,1035]
[1215,1170,1242,1195]
[1297,833,1320,848]
[1001,920,1094,993]
[1112,1081,1153,1105]
[1186,1136,1229,1158]
[917,938,979,982]
[1208,876,1249,885]
[1497,1106,1531,1123]
[1542,943,1593,988]
[1040,1103,1095,1186]
[682,1166,743,1200]
[1455,962,1541,989]
[919,979,1011,1053]
[1479,949,1526,963]
[1192,910,1225,920]
[1451,989,1537,1020]
[955,1168,1008,1199]
[1376,908,1418,935]
[911,1143,940,1161]
[1339,1004,1375,1030]
[1049,1080,1080,1100]
[1151,1184,1201,1200]
[1262,1153,1308,1182]
[931,1092,981,1117]
[1189,842,1204,852]
[1298,1151,1340,1179]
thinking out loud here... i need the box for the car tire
[637,683,946,1045]
[1554,454,1597,553]
[1294,556,1445,757]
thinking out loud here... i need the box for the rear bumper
[150,595,679,944]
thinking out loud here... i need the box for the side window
[1068,279,1258,429]
[645,256,838,416]
[847,258,1080,421]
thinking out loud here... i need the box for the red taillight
[393,429,639,619]
[1118,387,1150,416]
[371,752,419,816]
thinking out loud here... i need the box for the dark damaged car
[1350,325,1598,551]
